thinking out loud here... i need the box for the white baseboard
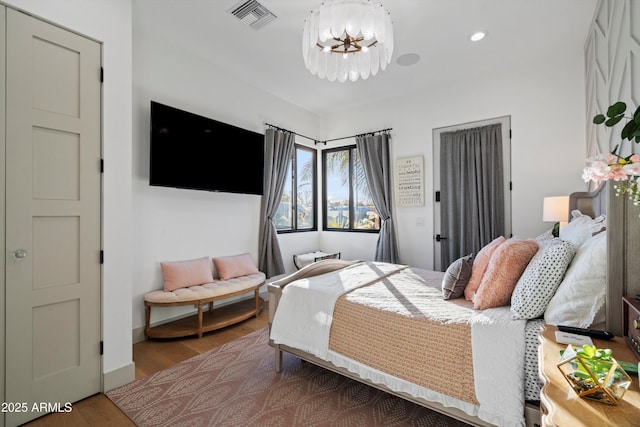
[132,326,146,344]
[103,362,135,392]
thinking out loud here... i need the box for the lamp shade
[543,196,570,222]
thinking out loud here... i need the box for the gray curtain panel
[439,123,504,270]
[356,132,399,263]
[258,128,295,278]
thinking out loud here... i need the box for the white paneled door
[4,8,102,426]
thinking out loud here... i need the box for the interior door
[5,9,102,425]
[433,116,511,271]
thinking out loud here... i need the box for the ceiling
[134,0,598,115]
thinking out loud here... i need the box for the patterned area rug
[107,328,470,426]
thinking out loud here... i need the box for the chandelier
[302,0,394,82]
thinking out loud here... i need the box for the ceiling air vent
[229,0,277,30]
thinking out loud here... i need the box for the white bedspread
[270,262,527,427]
[270,261,405,358]
[470,307,526,427]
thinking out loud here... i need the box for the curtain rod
[264,122,392,146]
[264,122,319,144]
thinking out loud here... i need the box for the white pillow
[559,210,606,249]
[511,238,575,320]
[544,231,607,328]
[534,228,555,242]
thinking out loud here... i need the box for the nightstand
[538,324,640,426]
[293,251,341,270]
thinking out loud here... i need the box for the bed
[268,186,613,427]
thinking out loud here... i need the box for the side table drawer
[623,296,640,359]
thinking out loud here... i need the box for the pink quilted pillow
[464,236,506,300]
[161,257,214,292]
[213,253,259,280]
[473,239,539,310]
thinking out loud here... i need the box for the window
[275,145,316,232]
[323,146,380,232]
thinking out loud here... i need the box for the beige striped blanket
[329,267,479,405]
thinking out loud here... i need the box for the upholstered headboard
[604,181,640,335]
[571,182,640,335]
[568,183,607,219]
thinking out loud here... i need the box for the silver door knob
[12,249,28,260]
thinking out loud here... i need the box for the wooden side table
[539,324,640,426]
[293,251,340,269]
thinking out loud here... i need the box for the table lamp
[543,196,570,237]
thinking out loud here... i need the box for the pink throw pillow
[161,257,214,292]
[464,236,506,300]
[213,253,260,280]
[473,239,539,310]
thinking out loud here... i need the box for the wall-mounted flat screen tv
[149,101,264,195]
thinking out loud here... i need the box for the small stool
[293,251,341,270]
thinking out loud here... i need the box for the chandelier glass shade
[302,0,394,82]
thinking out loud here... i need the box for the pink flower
[624,162,640,176]
[583,152,640,185]
[608,165,628,181]
[605,153,618,165]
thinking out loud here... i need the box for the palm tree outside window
[275,144,317,232]
[323,145,380,232]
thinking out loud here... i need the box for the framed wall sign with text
[396,156,424,207]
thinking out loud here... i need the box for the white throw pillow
[559,210,606,249]
[534,228,555,242]
[544,231,607,328]
[511,238,575,320]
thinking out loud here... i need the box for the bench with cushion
[144,254,265,339]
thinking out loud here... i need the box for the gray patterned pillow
[442,254,474,300]
[510,238,575,319]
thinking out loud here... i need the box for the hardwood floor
[23,302,270,426]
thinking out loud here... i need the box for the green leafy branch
[593,102,640,150]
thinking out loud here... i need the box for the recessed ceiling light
[396,53,420,67]
[470,31,487,42]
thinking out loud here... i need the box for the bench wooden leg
[144,304,151,339]
[254,289,260,318]
[275,347,283,373]
[197,303,203,338]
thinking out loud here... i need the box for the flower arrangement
[582,102,640,206]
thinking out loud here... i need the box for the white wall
[3,0,134,386]
[319,49,587,270]
[132,30,319,330]
[3,0,591,381]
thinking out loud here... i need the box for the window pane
[325,150,350,229]
[352,149,380,230]
[296,148,314,229]
[275,166,292,230]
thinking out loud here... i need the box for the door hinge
[100,67,104,83]
[100,159,104,173]
[510,181,513,191]
[435,191,440,202]
[100,341,104,355]
[509,129,512,139]
[100,250,104,264]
